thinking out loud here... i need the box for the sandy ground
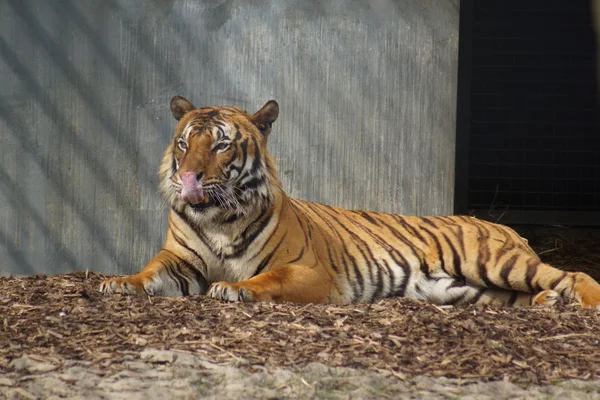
[3,351,600,399]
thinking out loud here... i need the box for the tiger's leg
[461,288,562,307]
[417,277,562,307]
[99,249,208,297]
[208,264,334,304]
[549,270,600,308]
[459,252,600,308]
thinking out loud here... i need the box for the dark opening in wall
[456,0,600,225]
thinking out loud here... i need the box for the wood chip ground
[1,234,599,392]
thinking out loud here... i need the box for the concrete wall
[0,0,459,275]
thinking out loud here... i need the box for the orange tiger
[99,96,600,308]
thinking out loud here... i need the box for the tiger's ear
[170,96,196,121]
[252,100,279,137]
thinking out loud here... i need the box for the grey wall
[0,0,459,276]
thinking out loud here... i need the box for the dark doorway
[455,0,600,225]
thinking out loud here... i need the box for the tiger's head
[159,96,280,221]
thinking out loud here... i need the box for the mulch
[1,236,599,386]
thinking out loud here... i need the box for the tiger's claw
[99,276,156,295]
[208,282,255,302]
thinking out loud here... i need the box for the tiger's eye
[214,143,229,152]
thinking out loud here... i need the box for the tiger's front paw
[99,276,151,295]
[208,282,257,302]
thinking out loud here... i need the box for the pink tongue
[180,172,204,205]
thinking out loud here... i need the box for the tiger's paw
[99,276,153,295]
[208,282,258,302]
[532,289,562,307]
[573,273,600,309]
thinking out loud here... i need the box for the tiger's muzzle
[180,172,206,205]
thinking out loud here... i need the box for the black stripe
[445,290,469,306]
[169,221,205,262]
[372,264,385,301]
[355,211,379,226]
[251,232,287,277]
[380,259,395,298]
[340,212,394,252]
[420,226,447,275]
[499,254,519,288]
[180,260,208,293]
[162,247,208,296]
[287,204,312,267]
[221,212,242,224]
[295,202,363,294]
[161,247,208,292]
[525,260,540,293]
[317,206,382,294]
[347,253,365,301]
[474,223,493,287]
[442,232,463,278]
[415,283,425,296]
[449,277,467,288]
[478,260,493,288]
[391,215,428,245]
[249,137,262,174]
[291,200,348,284]
[389,250,411,297]
[354,245,377,301]
[173,209,221,256]
[307,223,313,240]
[550,271,568,290]
[374,217,430,278]
[241,177,263,190]
[288,246,306,266]
[324,242,339,273]
[438,216,458,225]
[226,208,274,259]
[420,217,438,229]
[470,288,486,304]
[354,240,377,282]
[163,259,189,296]
[459,216,474,223]
[222,145,239,168]
[229,138,248,176]
[168,259,190,296]
[294,201,388,301]
[228,206,270,247]
[340,250,357,301]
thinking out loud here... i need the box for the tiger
[99,96,600,309]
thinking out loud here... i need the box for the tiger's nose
[180,172,205,204]
[180,171,203,182]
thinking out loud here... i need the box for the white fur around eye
[178,139,188,151]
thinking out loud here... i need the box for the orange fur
[99,97,600,309]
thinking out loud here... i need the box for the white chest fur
[170,208,280,285]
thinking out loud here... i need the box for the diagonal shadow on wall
[0,32,136,272]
